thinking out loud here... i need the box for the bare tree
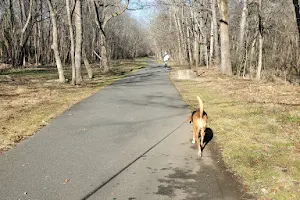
[239,0,248,50]
[256,0,263,80]
[218,0,232,75]
[66,0,76,84]
[47,0,66,83]
[173,6,184,65]
[292,0,300,44]
[92,0,130,73]
[74,0,83,85]
[19,0,33,66]
[211,0,220,65]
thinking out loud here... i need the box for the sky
[126,0,159,27]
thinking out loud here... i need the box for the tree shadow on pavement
[155,164,252,200]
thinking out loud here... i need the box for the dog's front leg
[192,125,197,144]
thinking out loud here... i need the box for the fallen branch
[93,50,102,60]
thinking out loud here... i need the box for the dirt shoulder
[170,66,300,200]
[0,60,147,152]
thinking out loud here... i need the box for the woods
[148,0,300,83]
[0,0,149,84]
[0,0,299,84]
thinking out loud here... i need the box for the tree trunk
[249,35,257,79]
[190,8,199,68]
[18,0,33,67]
[180,6,187,63]
[83,47,93,79]
[66,0,76,85]
[47,17,51,64]
[195,38,200,69]
[39,0,44,64]
[239,0,248,49]
[100,32,109,73]
[187,27,193,65]
[211,0,220,65]
[256,0,263,80]
[174,8,183,65]
[34,14,38,65]
[19,0,32,46]
[236,0,248,75]
[292,0,300,44]
[218,0,233,75]
[199,12,208,68]
[47,0,65,83]
[256,35,263,80]
[209,19,214,66]
[8,0,15,66]
[204,37,209,68]
[74,0,82,85]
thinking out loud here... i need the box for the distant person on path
[163,52,170,68]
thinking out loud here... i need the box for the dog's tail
[197,96,203,118]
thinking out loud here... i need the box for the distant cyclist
[163,52,170,68]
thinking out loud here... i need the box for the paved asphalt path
[0,62,246,200]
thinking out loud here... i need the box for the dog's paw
[198,151,202,157]
[191,139,196,144]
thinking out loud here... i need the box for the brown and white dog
[188,96,208,157]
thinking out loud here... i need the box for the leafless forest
[0,0,299,84]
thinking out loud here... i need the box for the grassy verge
[170,66,300,200]
[0,59,147,151]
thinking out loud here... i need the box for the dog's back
[189,109,207,124]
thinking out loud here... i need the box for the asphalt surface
[0,62,246,200]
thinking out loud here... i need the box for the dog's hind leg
[196,127,202,157]
[200,129,205,148]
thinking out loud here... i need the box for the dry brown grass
[170,66,300,200]
[0,60,147,151]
